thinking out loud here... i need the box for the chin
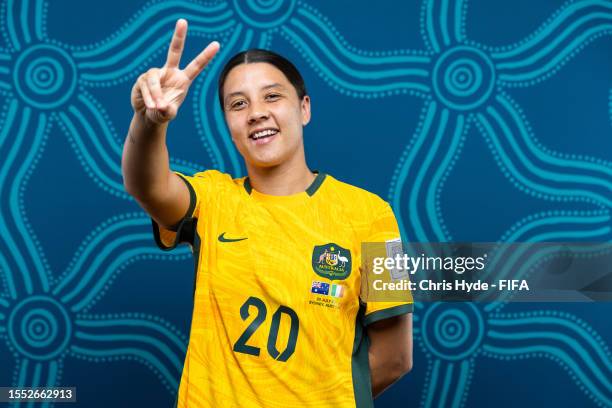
[247,154,285,169]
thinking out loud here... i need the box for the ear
[301,95,311,126]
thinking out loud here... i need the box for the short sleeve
[362,198,414,326]
[151,170,218,251]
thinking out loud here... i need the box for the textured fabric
[152,170,412,407]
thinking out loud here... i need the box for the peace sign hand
[131,19,220,124]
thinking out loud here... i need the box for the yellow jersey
[152,170,413,408]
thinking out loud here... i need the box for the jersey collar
[243,171,326,197]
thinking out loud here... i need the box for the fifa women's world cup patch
[311,243,352,280]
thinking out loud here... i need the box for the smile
[249,128,279,145]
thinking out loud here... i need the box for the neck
[246,156,315,196]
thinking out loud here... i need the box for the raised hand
[131,19,220,124]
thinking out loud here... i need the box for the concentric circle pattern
[232,0,296,29]
[7,296,72,361]
[432,46,495,111]
[13,44,77,109]
[422,303,484,361]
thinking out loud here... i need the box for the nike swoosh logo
[218,232,248,242]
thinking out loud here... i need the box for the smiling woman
[121,18,413,408]
[218,53,312,184]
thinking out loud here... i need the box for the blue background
[0,0,610,407]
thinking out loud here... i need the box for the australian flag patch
[311,280,330,295]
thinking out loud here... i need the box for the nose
[247,101,269,125]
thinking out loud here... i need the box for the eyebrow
[224,83,287,104]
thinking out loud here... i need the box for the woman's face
[222,62,311,169]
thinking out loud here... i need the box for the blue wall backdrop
[0,0,611,406]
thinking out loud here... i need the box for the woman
[122,19,413,408]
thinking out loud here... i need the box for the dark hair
[218,49,307,109]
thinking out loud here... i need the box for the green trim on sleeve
[351,304,374,408]
[151,172,198,250]
[151,217,197,251]
[167,173,197,231]
[363,304,413,326]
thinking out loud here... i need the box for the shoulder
[191,169,235,183]
[189,169,247,193]
[323,175,401,240]
[322,174,392,216]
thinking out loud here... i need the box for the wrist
[129,111,168,145]
[134,110,162,128]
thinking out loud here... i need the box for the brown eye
[231,100,246,110]
[266,93,281,101]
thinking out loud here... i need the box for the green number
[267,306,299,362]
[233,296,267,356]
[233,297,300,362]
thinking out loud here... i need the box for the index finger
[184,41,220,80]
[166,19,188,69]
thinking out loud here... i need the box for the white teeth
[252,129,278,139]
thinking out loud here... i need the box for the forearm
[367,314,413,398]
[121,112,172,199]
[369,350,406,398]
